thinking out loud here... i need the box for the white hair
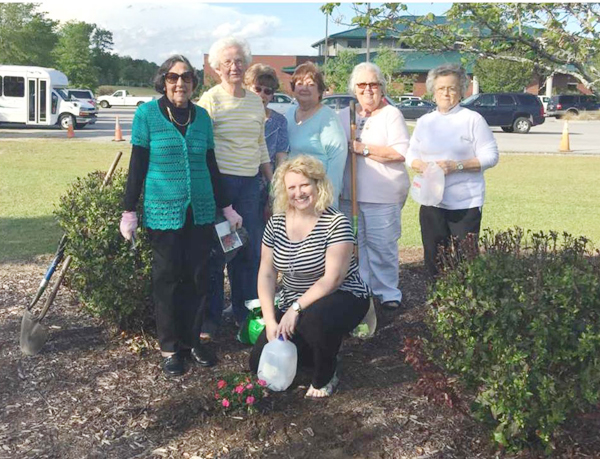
[348,62,387,96]
[425,63,469,97]
[208,37,252,71]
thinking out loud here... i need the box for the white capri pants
[340,200,402,303]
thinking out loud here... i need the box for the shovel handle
[36,256,72,322]
[349,100,359,260]
[101,151,123,190]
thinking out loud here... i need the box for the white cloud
[37,0,312,67]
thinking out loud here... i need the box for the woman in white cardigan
[340,62,410,310]
[405,64,499,276]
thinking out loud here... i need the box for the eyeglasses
[356,82,380,90]
[436,86,459,94]
[164,71,194,84]
[253,85,274,96]
[221,59,245,68]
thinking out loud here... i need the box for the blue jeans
[206,175,262,329]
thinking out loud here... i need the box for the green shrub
[426,228,600,451]
[54,170,153,329]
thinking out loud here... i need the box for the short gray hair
[208,37,252,71]
[348,62,387,95]
[425,64,469,97]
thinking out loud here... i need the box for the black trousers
[148,208,212,353]
[249,290,369,388]
[419,205,482,277]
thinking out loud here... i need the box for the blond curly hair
[271,155,334,214]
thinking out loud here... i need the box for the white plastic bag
[410,162,445,206]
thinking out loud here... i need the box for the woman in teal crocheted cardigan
[119,55,242,377]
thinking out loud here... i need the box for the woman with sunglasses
[244,63,290,222]
[339,62,411,310]
[199,37,273,334]
[119,55,242,377]
[286,62,347,208]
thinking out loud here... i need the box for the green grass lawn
[0,141,130,262]
[1,141,599,263]
[399,154,600,247]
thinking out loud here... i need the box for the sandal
[305,373,339,399]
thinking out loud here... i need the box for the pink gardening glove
[222,205,243,231]
[119,211,138,241]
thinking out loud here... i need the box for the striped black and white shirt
[263,207,370,311]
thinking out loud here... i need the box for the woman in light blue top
[285,62,347,207]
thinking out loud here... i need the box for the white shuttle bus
[0,65,97,129]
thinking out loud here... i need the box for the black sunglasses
[253,85,275,96]
[164,71,194,84]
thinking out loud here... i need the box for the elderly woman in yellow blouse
[199,37,273,329]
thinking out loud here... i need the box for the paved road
[402,117,600,155]
[1,108,599,154]
[0,108,135,141]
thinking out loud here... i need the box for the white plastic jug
[410,162,445,206]
[257,335,298,391]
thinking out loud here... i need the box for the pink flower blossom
[217,380,227,389]
[222,398,230,408]
[257,379,267,387]
[245,383,254,390]
[215,392,220,399]
[246,396,255,405]
[234,385,245,394]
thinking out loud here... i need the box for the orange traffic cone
[66,117,75,139]
[559,119,571,153]
[112,116,125,142]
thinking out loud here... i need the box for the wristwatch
[456,161,464,171]
[362,145,370,157]
[291,301,302,315]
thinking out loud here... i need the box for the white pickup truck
[97,90,154,108]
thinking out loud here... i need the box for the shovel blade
[20,310,49,355]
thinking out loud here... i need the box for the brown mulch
[1,249,599,459]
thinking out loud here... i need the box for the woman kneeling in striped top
[249,155,370,398]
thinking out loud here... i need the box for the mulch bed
[1,249,599,459]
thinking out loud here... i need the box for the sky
[32,1,452,67]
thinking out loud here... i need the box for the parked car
[460,92,545,133]
[97,90,154,108]
[546,94,600,118]
[398,99,436,119]
[322,94,396,113]
[397,95,422,103]
[268,92,296,115]
[67,88,97,109]
[538,95,550,113]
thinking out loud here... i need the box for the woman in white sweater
[405,64,499,276]
[340,62,411,309]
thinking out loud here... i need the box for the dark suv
[461,92,545,133]
[546,94,600,118]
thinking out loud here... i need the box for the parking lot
[1,108,599,154]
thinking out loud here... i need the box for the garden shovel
[20,256,72,355]
[19,151,123,355]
